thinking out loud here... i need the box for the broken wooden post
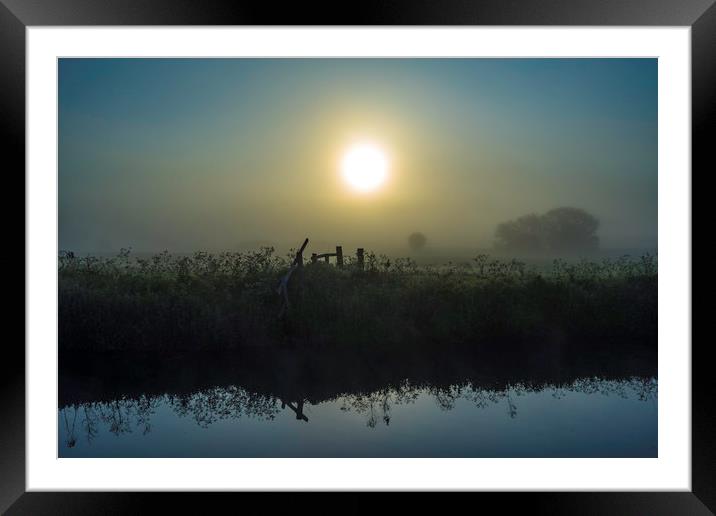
[357,248,364,270]
[295,238,309,268]
[277,238,310,318]
[324,255,330,264]
[311,253,318,264]
[336,246,343,268]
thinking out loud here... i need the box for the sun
[340,143,389,193]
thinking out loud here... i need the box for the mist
[59,58,657,258]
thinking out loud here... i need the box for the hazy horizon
[59,58,657,255]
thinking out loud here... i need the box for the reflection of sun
[340,143,389,193]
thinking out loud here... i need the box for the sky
[59,58,657,255]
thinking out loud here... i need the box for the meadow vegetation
[58,247,657,353]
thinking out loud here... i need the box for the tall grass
[58,248,657,353]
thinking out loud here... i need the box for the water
[59,376,657,458]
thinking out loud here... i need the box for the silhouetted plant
[58,247,656,353]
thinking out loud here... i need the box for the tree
[494,213,546,253]
[408,232,427,251]
[494,207,599,254]
[542,207,599,252]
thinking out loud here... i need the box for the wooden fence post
[311,253,318,264]
[336,246,343,268]
[357,248,364,271]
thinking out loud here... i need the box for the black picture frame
[3,0,710,513]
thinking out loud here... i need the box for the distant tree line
[494,207,599,254]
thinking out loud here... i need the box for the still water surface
[59,377,657,457]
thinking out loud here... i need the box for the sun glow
[341,143,389,193]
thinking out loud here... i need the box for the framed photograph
[5,0,710,513]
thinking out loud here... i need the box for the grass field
[58,248,657,353]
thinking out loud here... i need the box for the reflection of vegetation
[168,387,280,427]
[60,376,657,446]
[506,387,518,419]
[63,407,77,448]
[432,385,460,412]
[73,396,159,440]
[59,248,657,352]
[61,387,282,444]
[340,385,419,429]
[310,377,657,431]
